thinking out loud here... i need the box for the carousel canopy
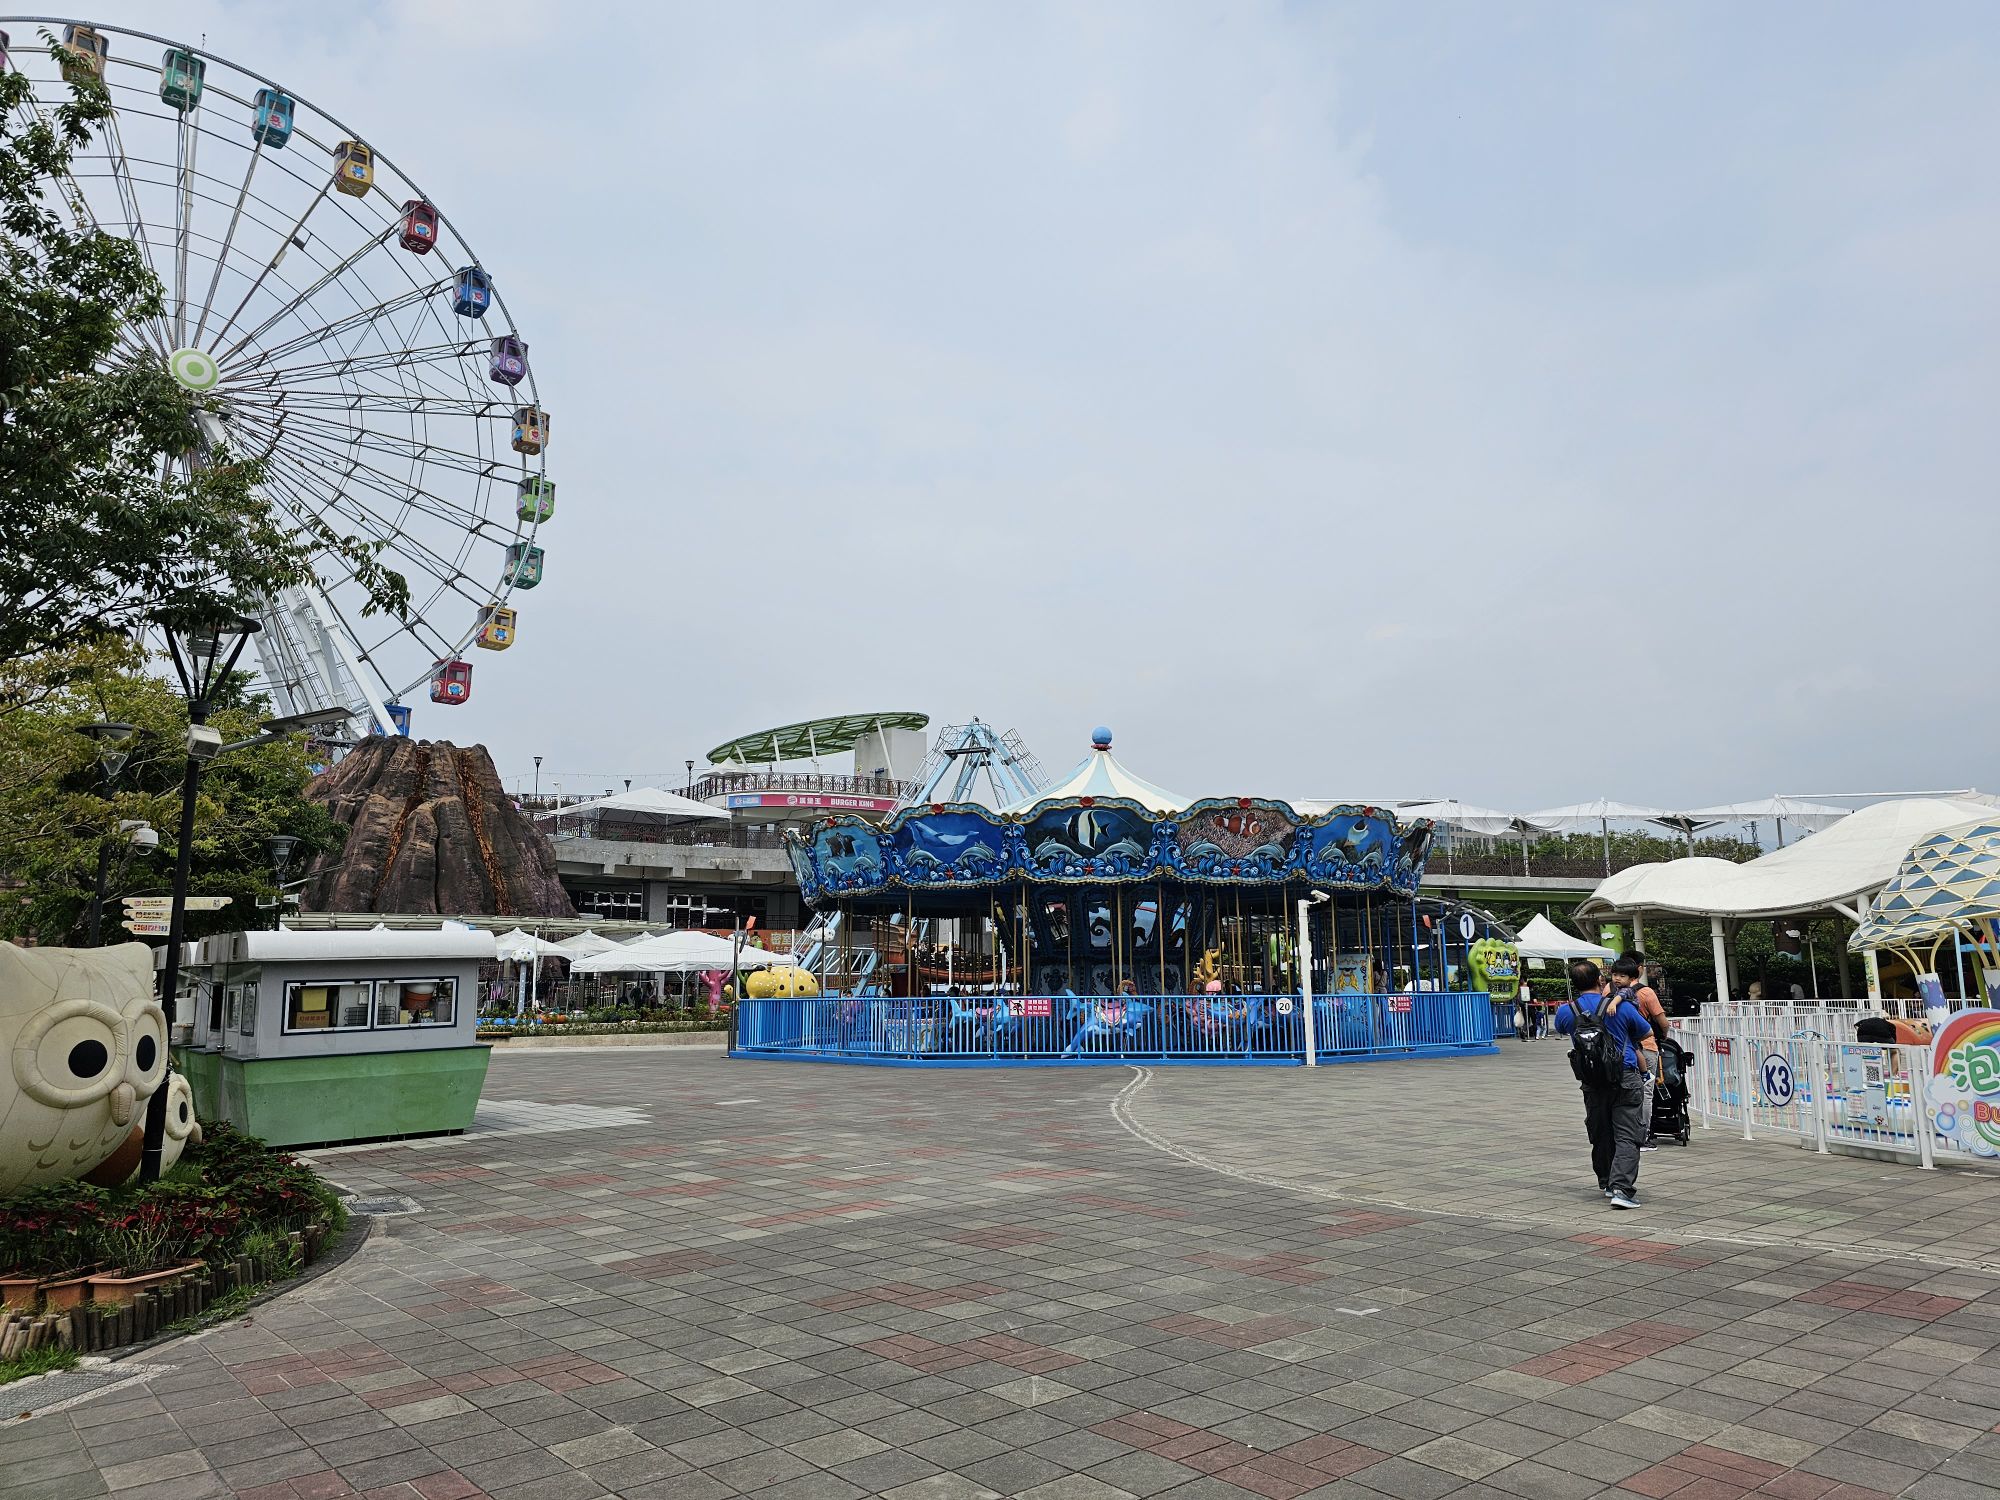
[533,787,727,823]
[1001,728,1188,814]
[1850,819,2000,951]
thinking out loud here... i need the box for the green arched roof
[707,712,929,766]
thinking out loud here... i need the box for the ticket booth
[175,926,494,1148]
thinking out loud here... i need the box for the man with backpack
[1553,958,1654,1209]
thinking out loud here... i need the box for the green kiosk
[175,926,494,1148]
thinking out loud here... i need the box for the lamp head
[75,721,139,782]
[160,611,261,707]
[265,833,300,878]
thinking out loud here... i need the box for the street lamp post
[144,613,261,1184]
[74,721,138,945]
[533,756,542,801]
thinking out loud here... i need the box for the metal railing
[548,818,794,850]
[1671,1018,1993,1170]
[734,991,1495,1065]
[690,771,914,802]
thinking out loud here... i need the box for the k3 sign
[1760,1052,1796,1107]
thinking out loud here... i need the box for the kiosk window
[285,981,372,1033]
[376,978,456,1029]
[238,982,258,1037]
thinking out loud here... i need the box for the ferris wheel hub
[168,346,221,392]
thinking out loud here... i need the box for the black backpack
[1568,993,1626,1089]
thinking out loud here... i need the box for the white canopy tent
[554,930,622,959]
[493,928,569,962]
[1677,796,1851,848]
[1581,796,1998,1002]
[1514,914,1615,962]
[572,931,787,975]
[1524,797,1674,872]
[532,787,728,825]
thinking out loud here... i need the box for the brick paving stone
[3,1049,1997,1500]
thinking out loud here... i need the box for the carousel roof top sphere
[1000,728,1189,814]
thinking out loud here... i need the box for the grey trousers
[1583,1067,1648,1197]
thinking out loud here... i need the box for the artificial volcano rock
[299,738,573,918]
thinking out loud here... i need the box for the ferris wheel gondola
[2,16,554,736]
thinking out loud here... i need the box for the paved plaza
[3,1045,1997,1500]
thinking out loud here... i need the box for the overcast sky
[89,2,2000,808]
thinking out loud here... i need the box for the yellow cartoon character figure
[0,944,168,1197]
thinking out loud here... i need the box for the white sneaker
[1609,1193,1640,1210]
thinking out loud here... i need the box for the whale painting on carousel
[790,798,1430,901]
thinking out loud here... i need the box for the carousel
[754,730,1498,1064]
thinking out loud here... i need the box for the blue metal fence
[733,992,1496,1066]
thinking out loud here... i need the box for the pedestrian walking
[1553,959,1653,1210]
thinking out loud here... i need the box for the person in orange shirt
[1609,954,1673,1145]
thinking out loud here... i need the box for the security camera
[122,821,160,851]
[1308,889,1332,905]
[185,724,225,760]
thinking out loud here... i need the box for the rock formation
[299,739,574,917]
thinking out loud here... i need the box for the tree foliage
[0,637,344,946]
[0,40,405,666]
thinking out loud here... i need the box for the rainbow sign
[1929,1009,2000,1156]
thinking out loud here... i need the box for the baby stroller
[1648,1036,1693,1147]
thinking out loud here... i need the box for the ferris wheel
[1,17,552,736]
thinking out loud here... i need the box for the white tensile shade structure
[1001,729,1187,814]
[1581,797,1998,1003]
[1523,798,1674,872]
[1396,801,1559,877]
[1678,797,1851,848]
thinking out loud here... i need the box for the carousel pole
[1158,882,1167,996]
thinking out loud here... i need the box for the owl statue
[0,943,168,1198]
[83,1069,202,1186]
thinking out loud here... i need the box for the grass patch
[162,1281,259,1338]
[0,1345,79,1386]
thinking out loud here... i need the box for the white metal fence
[1669,1017,1991,1170]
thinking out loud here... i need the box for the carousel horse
[1062,991,1153,1056]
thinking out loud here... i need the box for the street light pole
[75,721,137,945]
[143,614,260,1184]
[534,755,542,801]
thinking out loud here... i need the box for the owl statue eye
[14,999,128,1107]
[123,1005,168,1091]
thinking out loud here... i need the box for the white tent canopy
[1677,797,1852,845]
[494,927,569,962]
[1514,914,1615,961]
[554,930,623,958]
[572,931,787,975]
[1394,800,1558,836]
[532,787,727,823]
[1581,797,2000,922]
[1524,798,1672,826]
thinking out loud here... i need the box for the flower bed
[0,1122,346,1369]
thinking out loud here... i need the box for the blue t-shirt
[1553,989,1651,1071]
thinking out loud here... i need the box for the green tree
[0,637,344,945]
[0,39,405,666]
